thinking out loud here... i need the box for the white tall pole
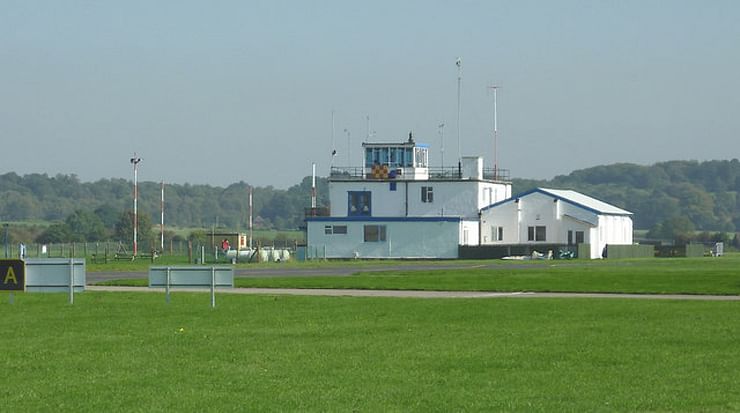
[344,128,351,166]
[488,85,500,178]
[311,163,317,209]
[456,58,462,171]
[160,181,164,251]
[438,122,445,168]
[130,154,141,256]
[248,186,253,249]
[331,110,335,168]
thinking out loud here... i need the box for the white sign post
[149,266,233,308]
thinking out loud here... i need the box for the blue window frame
[348,191,372,216]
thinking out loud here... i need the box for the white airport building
[479,187,633,259]
[305,136,633,259]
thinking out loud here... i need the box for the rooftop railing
[329,166,511,182]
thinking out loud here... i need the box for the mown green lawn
[100,256,740,295]
[2,292,739,411]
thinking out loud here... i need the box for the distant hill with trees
[511,159,740,236]
[1,159,739,242]
[0,172,328,237]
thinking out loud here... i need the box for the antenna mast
[456,57,462,171]
[438,122,445,167]
[160,181,164,251]
[248,186,253,249]
[311,163,317,209]
[488,85,500,179]
[330,110,336,169]
[365,115,370,143]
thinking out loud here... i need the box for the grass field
[232,257,740,295]
[2,291,739,411]
[99,255,740,296]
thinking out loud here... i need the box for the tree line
[1,158,739,244]
[511,159,740,239]
[0,173,328,232]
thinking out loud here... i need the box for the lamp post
[130,154,141,256]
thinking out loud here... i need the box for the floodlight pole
[130,154,141,256]
[456,57,462,175]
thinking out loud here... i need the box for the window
[364,225,386,242]
[405,148,414,167]
[414,147,428,167]
[491,226,503,241]
[421,186,434,203]
[348,191,371,216]
[528,226,546,242]
[575,231,584,244]
[535,226,546,241]
[324,225,348,235]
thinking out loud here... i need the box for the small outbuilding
[479,188,633,259]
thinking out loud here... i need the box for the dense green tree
[36,223,72,243]
[114,210,154,250]
[65,209,108,241]
[2,161,740,232]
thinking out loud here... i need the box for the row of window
[324,224,387,243]
[328,223,585,245]
[365,147,429,168]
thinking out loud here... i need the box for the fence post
[165,267,171,304]
[69,258,75,305]
[210,267,216,308]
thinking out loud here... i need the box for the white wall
[307,219,461,259]
[329,180,511,219]
[479,191,633,259]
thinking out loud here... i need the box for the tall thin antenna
[456,57,462,172]
[344,128,351,166]
[488,85,500,178]
[330,110,336,169]
[160,181,164,251]
[248,186,253,249]
[438,122,445,167]
[365,115,370,143]
[311,163,317,209]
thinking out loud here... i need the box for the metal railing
[305,207,330,217]
[330,166,510,182]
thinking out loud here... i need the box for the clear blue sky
[1,0,738,188]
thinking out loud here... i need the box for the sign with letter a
[0,260,25,291]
